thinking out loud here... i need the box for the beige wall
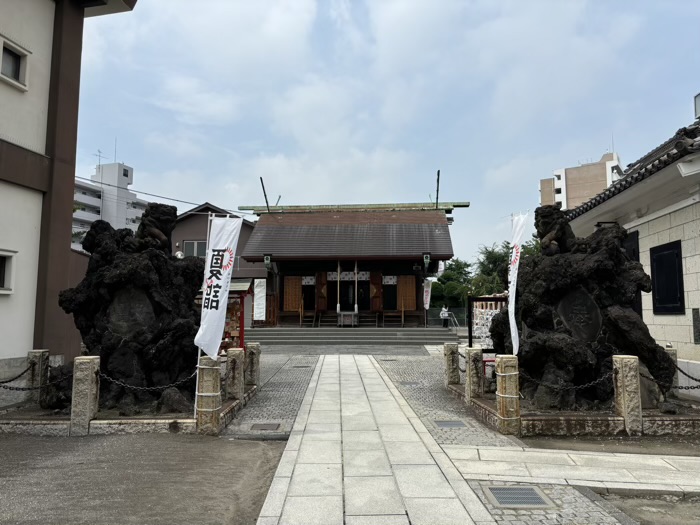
[0,181,42,360]
[564,163,607,209]
[629,202,700,362]
[539,178,555,206]
[0,0,55,154]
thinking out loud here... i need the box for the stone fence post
[246,342,261,387]
[613,355,643,436]
[495,355,520,435]
[444,342,460,387]
[27,349,49,405]
[196,355,221,435]
[226,348,245,401]
[666,348,679,392]
[70,356,100,437]
[465,348,483,401]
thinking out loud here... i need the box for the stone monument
[490,205,675,410]
[51,203,205,414]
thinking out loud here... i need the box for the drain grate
[250,423,281,431]
[380,359,397,362]
[484,486,554,509]
[292,365,311,368]
[400,381,419,386]
[434,420,466,428]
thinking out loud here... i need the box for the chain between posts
[0,363,35,384]
[673,362,700,385]
[640,371,700,391]
[0,372,73,391]
[519,369,614,391]
[99,369,197,392]
[457,352,467,373]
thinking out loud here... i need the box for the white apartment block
[72,162,148,250]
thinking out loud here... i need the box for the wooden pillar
[354,260,358,314]
[337,260,341,313]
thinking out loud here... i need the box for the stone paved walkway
[255,352,700,525]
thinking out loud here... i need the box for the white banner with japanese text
[253,279,267,321]
[194,217,243,358]
[423,279,433,310]
[509,213,529,356]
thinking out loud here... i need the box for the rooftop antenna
[611,131,615,154]
[259,177,271,212]
[93,149,107,185]
[275,195,281,206]
[435,169,440,210]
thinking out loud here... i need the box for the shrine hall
[239,202,469,327]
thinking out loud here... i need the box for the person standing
[440,305,449,328]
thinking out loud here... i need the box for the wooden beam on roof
[238,202,470,215]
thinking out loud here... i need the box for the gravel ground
[0,434,285,525]
[377,355,514,446]
[223,355,319,438]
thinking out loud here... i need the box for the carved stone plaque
[557,287,601,342]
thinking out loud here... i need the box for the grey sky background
[76,0,700,262]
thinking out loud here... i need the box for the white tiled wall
[629,202,700,364]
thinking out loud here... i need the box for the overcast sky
[76,0,700,262]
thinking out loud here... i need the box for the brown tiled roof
[241,210,454,260]
[567,121,700,220]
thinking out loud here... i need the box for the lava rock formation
[490,205,675,410]
[52,203,204,412]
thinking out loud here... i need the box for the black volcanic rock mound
[53,203,204,411]
[490,205,675,410]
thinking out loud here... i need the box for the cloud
[144,129,205,158]
[152,76,240,126]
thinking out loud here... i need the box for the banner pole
[194,213,215,418]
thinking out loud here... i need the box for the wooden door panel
[370,272,382,312]
[283,276,302,311]
[397,275,416,311]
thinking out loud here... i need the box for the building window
[1,46,21,81]
[0,41,28,90]
[0,250,16,294]
[650,240,685,315]
[123,168,129,178]
[183,240,207,258]
[555,188,562,194]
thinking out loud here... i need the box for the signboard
[253,279,266,321]
[194,217,243,358]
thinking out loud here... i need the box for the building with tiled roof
[239,202,468,327]
[568,118,700,398]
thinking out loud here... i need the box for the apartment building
[72,162,148,249]
[0,0,137,390]
[540,153,622,210]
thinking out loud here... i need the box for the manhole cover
[250,423,281,431]
[484,486,554,509]
[400,381,419,386]
[434,420,466,428]
[293,365,311,368]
